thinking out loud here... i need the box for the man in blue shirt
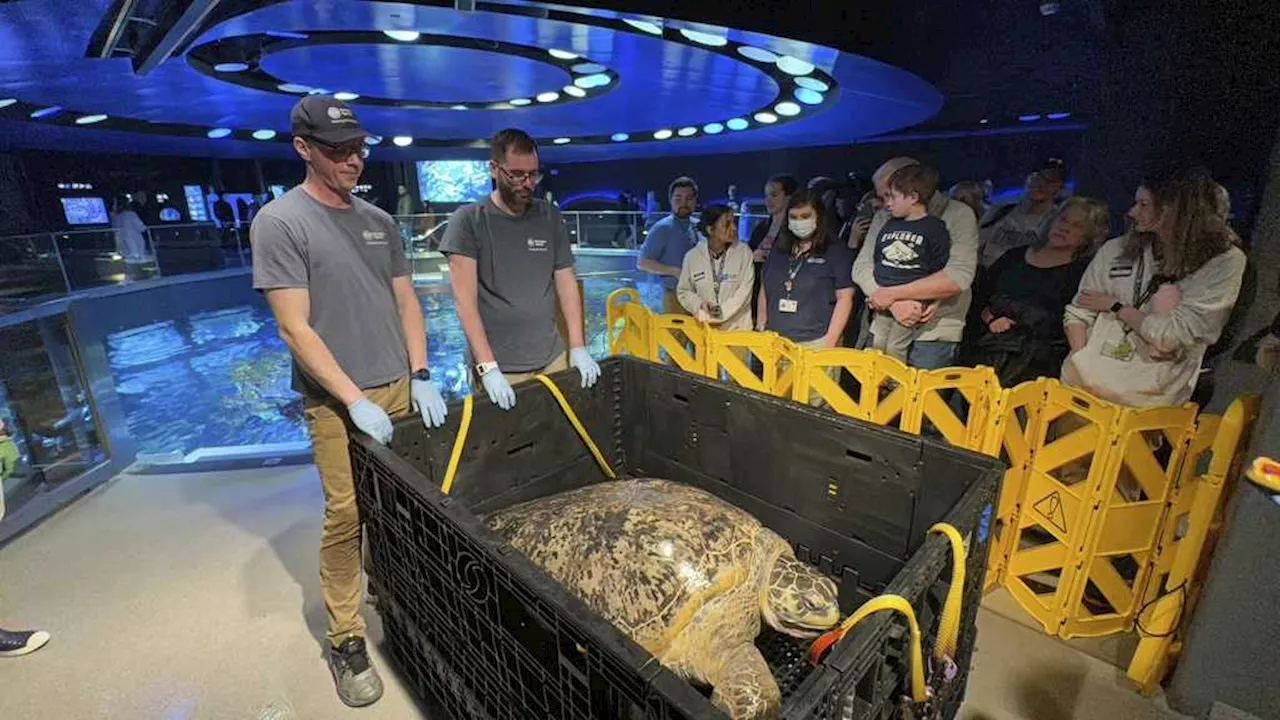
[638,176,699,313]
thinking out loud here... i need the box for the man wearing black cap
[251,95,448,707]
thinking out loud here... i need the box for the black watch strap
[412,368,431,381]
[1110,301,1125,314]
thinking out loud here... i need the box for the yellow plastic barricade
[1002,382,1124,635]
[793,348,887,417]
[772,335,803,400]
[1127,395,1259,692]
[606,288,649,357]
[904,366,1000,452]
[980,378,1051,593]
[648,314,708,375]
[1060,402,1197,638]
[706,330,779,393]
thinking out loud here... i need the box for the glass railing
[1,310,109,529]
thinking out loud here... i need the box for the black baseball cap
[290,95,368,144]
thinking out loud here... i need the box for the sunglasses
[305,136,370,161]
[493,163,543,186]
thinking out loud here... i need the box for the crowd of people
[638,156,1251,410]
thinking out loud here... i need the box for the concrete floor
[0,466,1183,720]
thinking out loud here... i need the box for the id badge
[1102,338,1135,362]
[778,298,799,314]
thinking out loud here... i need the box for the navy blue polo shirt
[762,241,855,342]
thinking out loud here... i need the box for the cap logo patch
[327,107,342,120]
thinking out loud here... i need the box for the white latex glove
[480,368,516,411]
[410,377,447,428]
[568,347,601,388]
[347,398,393,445]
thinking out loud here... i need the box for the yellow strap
[928,523,967,660]
[440,394,474,495]
[440,375,616,495]
[533,374,617,479]
[832,594,927,703]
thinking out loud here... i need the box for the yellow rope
[928,523,967,660]
[533,374,617,479]
[829,594,928,703]
[440,375,615,495]
[440,394,473,495]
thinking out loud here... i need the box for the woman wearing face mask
[1063,172,1246,408]
[757,190,856,403]
[677,205,755,331]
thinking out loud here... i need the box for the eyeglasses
[305,136,370,161]
[493,163,543,186]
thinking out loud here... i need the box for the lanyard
[708,245,726,303]
[784,249,810,296]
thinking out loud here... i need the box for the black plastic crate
[352,356,1000,719]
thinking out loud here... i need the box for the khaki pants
[505,352,570,385]
[784,337,840,408]
[305,376,410,648]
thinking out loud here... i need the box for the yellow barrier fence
[608,300,1258,686]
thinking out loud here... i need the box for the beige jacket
[677,240,754,331]
[1062,236,1246,407]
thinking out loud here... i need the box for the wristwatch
[1110,301,1125,314]
[475,361,499,376]
[411,368,431,382]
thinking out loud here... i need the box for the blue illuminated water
[105,275,663,456]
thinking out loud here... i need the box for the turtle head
[760,553,840,638]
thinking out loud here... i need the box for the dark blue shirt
[873,215,951,288]
[763,241,855,342]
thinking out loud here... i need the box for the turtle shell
[486,478,777,655]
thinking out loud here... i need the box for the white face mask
[788,217,817,239]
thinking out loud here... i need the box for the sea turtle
[486,478,841,720]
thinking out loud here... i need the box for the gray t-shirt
[251,186,410,398]
[439,196,574,372]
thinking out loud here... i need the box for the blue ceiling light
[1047,111,1071,120]
[737,46,778,63]
[509,97,532,106]
[392,136,413,147]
[30,106,62,119]
[548,49,578,60]
[703,122,724,134]
[980,118,989,124]
[571,62,607,74]
[0,98,16,109]
[278,83,311,93]
[677,126,697,137]
[553,137,571,145]
[653,129,673,140]
[307,88,330,96]
[450,104,468,110]
[754,112,778,124]
[794,88,825,106]
[383,30,421,42]
[726,118,749,131]
[213,62,249,73]
[611,132,630,142]
[795,77,830,92]
[573,73,612,89]
[680,29,727,47]
[75,114,109,125]
[333,91,360,101]
[266,31,309,40]
[536,92,560,103]
[563,85,586,98]
[775,102,801,117]
[623,19,663,35]
[776,56,816,76]
[207,127,233,139]
[364,135,382,145]
[1019,114,1042,122]
[252,129,277,140]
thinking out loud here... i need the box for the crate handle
[928,523,966,660]
[807,594,926,704]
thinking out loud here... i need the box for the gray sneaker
[328,636,384,707]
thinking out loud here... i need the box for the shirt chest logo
[526,237,549,252]
[362,230,388,245]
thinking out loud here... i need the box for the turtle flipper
[708,644,780,720]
